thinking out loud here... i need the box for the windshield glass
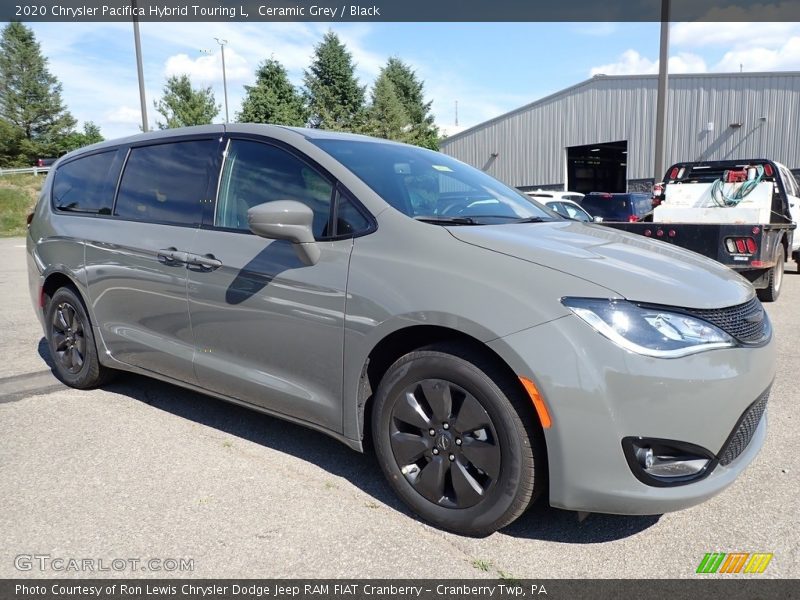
[310,139,555,223]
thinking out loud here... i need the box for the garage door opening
[567,141,628,193]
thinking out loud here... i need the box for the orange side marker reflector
[519,376,552,429]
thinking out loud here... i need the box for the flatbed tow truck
[604,159,799,301]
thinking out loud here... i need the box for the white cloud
[104,106,143,125]
[590,50,707,76]
[713,36,800,71]
[669,53,708,73]
[590,50,656,75]
[164,47,251,84]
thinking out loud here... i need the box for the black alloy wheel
[45,286,113,389]
[51,300,86,374]
[372,344,543,536]
[389,378,501,509]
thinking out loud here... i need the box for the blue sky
[21,21,800,140]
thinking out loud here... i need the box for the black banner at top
[3,0,800,22]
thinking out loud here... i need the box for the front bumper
[489,313,775,515]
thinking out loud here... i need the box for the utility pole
[653,0,670,183]
[132,0,148,132]
[214,38,229,123]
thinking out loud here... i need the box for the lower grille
[718,390,769,466]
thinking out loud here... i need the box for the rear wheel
[757,250,784,302]
[45,287,113,389]
[372,344,542,536]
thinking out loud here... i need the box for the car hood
[447,221,754,309]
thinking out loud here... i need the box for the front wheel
[371,344,542,536]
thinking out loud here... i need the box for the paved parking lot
[1,235,798,578]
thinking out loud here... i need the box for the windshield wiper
[511,216,547,223]
[414,215,479,225]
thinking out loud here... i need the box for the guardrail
[0,166,50,176]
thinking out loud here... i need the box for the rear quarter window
[52,150,120,214]
[115,139,218,226]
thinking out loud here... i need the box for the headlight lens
[562,298,735,358]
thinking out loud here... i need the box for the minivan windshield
[310,139,556,224]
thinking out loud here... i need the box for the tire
[371,343,543,536]
[45,286,113,389]
[756,251,784,302]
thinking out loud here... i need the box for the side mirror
[593,216,604,223]
[247,200,320,266]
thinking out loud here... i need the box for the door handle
[157,247,189,266]
[187,253,223,271]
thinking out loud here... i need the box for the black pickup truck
[601,159,798,302]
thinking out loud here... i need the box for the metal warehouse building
[439,71,800,193]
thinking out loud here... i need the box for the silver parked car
[27,125,774,536]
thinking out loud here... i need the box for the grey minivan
[27,125,774,536]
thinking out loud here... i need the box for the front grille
[718,389,769,466]
[685,296,768,344]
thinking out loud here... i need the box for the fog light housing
[623,437,717,487]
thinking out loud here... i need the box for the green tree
[366,73,410,142]
[0,22,76,165]
[154,74,219,129]
[303,31,366,131]
[55,121,105,155]
[0,118,24,166]
[381,57,439,149]
[238,59,307,126]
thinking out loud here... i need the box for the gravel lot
[1,235,798,579]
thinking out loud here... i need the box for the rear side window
[115,139,217,225]
[52,151,118,214]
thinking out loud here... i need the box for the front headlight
[562,298,735,358]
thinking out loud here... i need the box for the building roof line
[440,70,800,146]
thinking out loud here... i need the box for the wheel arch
[353,324,546,453]
[41,269,84,313]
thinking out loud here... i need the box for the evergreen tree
[0,117,24,166]
[382,57,439,149]
[0,22,76,165]
[238,59,307,126]
[154,75,219,129]
[366,74,411,142]
[303,31,366,131]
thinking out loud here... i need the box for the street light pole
[214,37,229,123]
[132,0,148,132]
[653,0,670,183]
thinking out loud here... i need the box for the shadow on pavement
[37,336,661,543]
[502,502,660,542]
